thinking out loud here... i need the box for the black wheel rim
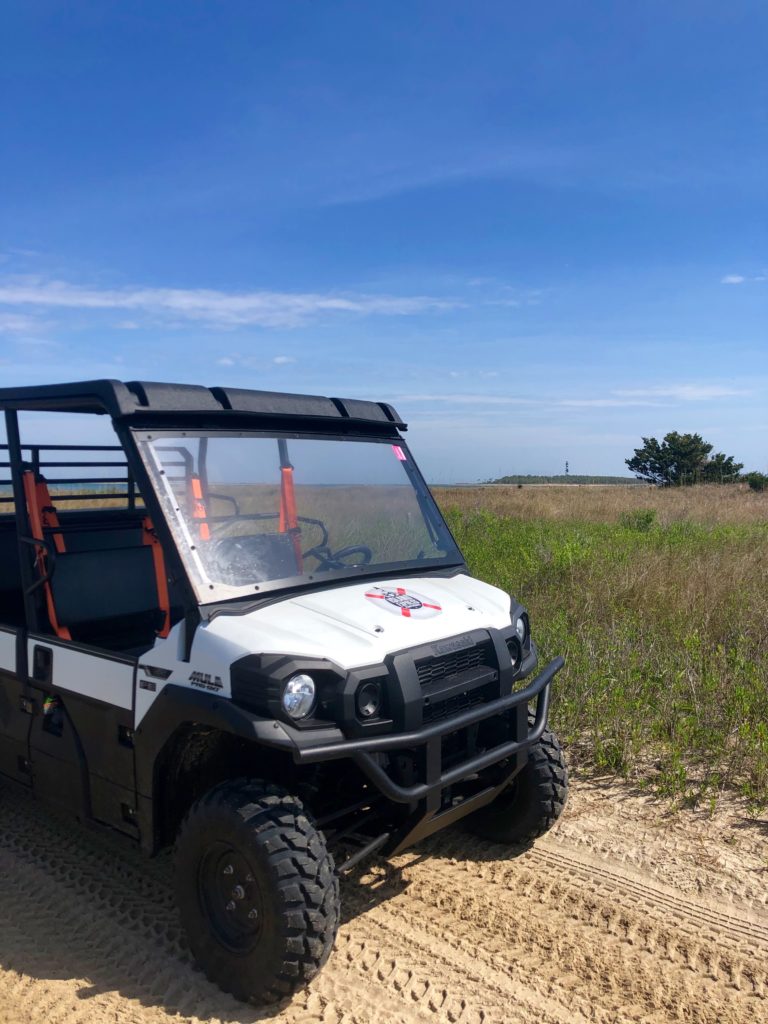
[198,842,265,954]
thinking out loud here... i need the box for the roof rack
[0,380,406,430]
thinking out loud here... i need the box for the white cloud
[614,384,752,401]
[720,272,767,285]
[444,370,498,380]
[396,393,661,409]
[216,356,235,366]
[322,144,579,206]
[0,312,42,336]
[393,384,750,412]
[0,276,459,329]
[393,393,532,405]
[272,355,296,364]
[558,397,665,408]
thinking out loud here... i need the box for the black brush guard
[295,656,564,854]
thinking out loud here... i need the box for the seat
[23,470,171,648]
[51,546,166,650]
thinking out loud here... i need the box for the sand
[0,770,766,1024]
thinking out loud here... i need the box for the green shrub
[745,471,768,492]
[619,508,657,532]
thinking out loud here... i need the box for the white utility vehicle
[0,379,567,1002]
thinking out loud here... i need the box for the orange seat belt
[22,470,71,641]
[279,466,303,571]
[190,475,210,541]
[142,517,171,637]
[36,477,66,554]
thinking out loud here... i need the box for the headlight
[515,615,528,645]
[282,674,316,720]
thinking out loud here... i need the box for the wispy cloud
[0,276,460,329]
[0,312,43,336]
[0,311,58,346]
[321,145,578,206]
[214,354,298,369]
[393,393,527,405]
[558,397,666,408]
[394,393,662,408]
[720,273,766,285]
[613,384,752,401]
[393,382,753,412]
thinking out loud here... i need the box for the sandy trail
[0,773,766,1024]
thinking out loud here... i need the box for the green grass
[442,504,768,805]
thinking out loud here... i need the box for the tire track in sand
[341,847,766,1024]
[0,783,766,1024]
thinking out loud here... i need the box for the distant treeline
[488,474,643,485]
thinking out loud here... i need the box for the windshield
[136,432,463,603]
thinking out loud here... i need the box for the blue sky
[1,1,766,481]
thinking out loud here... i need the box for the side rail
[0,442,140,510]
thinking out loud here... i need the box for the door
[26,636,139,835]
[0,627,33,786]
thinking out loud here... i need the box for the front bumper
[294,655,564,852]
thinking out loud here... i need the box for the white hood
[202,573,512,670]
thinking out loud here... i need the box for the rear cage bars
[0,443,140,508]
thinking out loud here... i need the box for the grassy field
[434,484,768,806]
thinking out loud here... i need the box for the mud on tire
[466,718,568,845]
[174,778,339,1004]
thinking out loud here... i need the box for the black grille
[415,639,495,687]
[423,688,486,723]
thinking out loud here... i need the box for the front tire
[466,721,568,844]
[175,779,339,1004]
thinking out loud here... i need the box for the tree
[700,451,744,484]
[626,432,743,486]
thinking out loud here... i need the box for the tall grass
[436,481,768,526]
[436,486,768,805]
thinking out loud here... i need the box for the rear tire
[466,721,568,844]
[174,779,339,1004]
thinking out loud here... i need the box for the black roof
[0,379,406,431]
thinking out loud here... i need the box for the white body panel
[0,628,15,673]
[134,573,512,725]
[28,638,135,710]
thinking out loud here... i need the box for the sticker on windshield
[392,445,406,461]
[365,586,442,618]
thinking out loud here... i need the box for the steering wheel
[209,536,261,584]
[303,544,373,571]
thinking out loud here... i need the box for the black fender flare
[133,684,297,799]
[133,685,298,852]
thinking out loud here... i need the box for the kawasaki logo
[432,634,475,656]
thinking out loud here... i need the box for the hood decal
[364,585,442,619]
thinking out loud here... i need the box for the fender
[133,684,300,798]
[133,685,300,852]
